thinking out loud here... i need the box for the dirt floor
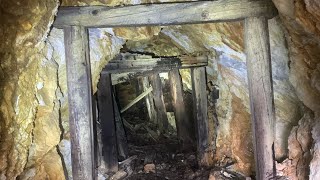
[105,109,247,180]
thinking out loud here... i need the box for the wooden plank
[191,67,211,167]
[120,86,153,113]
[141,76,157,123]
[113,95,129,161]
[102,56,208,74]
[97,73,118,173]
[53,0,277,27]
[150,74,169,134]
[245,17,275,179]
[64,26,95,179]
[169,69,192,145]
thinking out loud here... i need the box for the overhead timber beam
[102,56,208,74]
[53,0,277,28]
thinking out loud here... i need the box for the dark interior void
[97,75,208,179]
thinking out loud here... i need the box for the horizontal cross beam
[102,56,208,73]
[53,0,277,28]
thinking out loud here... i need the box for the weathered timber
[245,17,276,179]
[191,67,211,167]
[169,69,192,145]
[113,95,129,161]
[120,86,153,113]
[150,74,169,133]
[53,0,277,27]
[97,73,118,173]
[64,26,95,180]
[102,56,208,74]
[141,76,157,123]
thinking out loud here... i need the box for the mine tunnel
[2,0,320,179]
[95,52,221,179]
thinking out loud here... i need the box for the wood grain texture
[245,17,276,179]
[97,73,118,173]
[169,69,193,145]
[191,67,211,167]
[54,0,277,27]
[150,74,169,133]
[102,56,207,73]
[64,26,95,179]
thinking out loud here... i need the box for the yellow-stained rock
[114,27,161,41]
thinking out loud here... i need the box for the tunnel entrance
[96,53,214,179]
[56,1,277,179]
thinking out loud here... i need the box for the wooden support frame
[191,67,211,167]
[97,73,118,173]
[64,26,95,179]
[245,17,275,179]
[169,69,192,145]
[53,0,276,28]
[60,0,278,177]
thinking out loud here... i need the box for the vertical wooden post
[150,74,168,133]
[191,67,211,166]
[245,17,275,179]
[113,95,129,161]
[169,69,192,145]
[141,76,157,123]
[64,26,94,179]
[97,73,118,173]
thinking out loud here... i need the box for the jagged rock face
[0,0,60,179]
[274,0,320,113]
[273,0,320,179]
[0,1,125,179]
[0,0,319,179]
[276,111,319,180]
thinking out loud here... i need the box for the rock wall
[273,0,320,179]
[0,1,60,179]
[0,1,125,179]
[0,0,319,179]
